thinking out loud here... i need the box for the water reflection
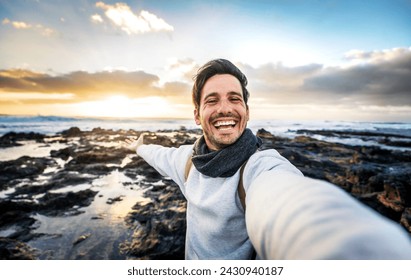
[0,140,69,161]
[28,170,151,259]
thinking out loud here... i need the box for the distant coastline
[1,114,410,124]
[1,114,411,151]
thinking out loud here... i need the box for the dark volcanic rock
[0,127,195,259]
[50,147,76,160]
[61,127,82,137]
[73,233,91,246]
[257,128,411,233]
[0,237,36,260]
[400,208,411,232]
[122,181,186,260]
[0,132,45,148]
[0,200,37,238]
[37,189,98,216]
[122,157,163,182]
[1,126,410,260]
[0,156,54,190]
[62,143,128,176]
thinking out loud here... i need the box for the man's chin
[209,134,239,150]
[204,126,246,150]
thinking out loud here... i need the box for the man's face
[194,74,249,151]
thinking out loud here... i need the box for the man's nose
[216,98,233,114]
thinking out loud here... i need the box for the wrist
[136,144,144,154]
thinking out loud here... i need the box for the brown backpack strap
[239,147,260,211]
[184,156,193,181]
[238,161,248,211]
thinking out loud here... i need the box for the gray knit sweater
[137,144,411,259]
[137,144,302,259]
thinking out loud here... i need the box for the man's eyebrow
[203,91,243,100]
[227,91,243,98]
[203,92,219,100]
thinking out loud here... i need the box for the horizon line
[1,113,410,124]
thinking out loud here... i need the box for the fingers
[120,138,135,149]
[139,133,148,139]
[119,133,148,152]
[120,133,147,152]
[124,138,134,144]
[125,133,146,142]
[121,139,131,147]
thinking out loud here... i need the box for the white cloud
[95,1,174,35]
[236,46,411,109]
[12,21,32,29]
[302,47,411,105]
[2,17,55,37]
[90,14,103,23]
[0,92,75,100]
[139,10,174,32]
[344,47,411,64]
[37,25,55,37]
[2,18,31,29]
[162,58,198,84]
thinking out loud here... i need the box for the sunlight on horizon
[71,95,191,119]
[1,93,410,122]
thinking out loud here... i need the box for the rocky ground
[0,127,410,259]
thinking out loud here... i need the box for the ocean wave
[0,115,82,123]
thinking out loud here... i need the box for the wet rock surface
[0,128,197,259]
[258,128,411,233]
[0,126,410,259]
[122,180,187,260]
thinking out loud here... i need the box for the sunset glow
[73,95,177,118]
[0,0,410,121]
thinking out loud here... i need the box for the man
[124,59,411,259]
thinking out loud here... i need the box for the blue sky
[0,0,410,121]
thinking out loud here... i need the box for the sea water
[1,115,411,150]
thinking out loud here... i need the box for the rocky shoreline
[0,127,410,259]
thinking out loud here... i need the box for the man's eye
[230,97,241,102]
[206,99,217,104]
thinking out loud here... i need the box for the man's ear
[246,105,250,121]
[194,109,201,125]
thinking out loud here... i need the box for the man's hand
[122,133,146,152]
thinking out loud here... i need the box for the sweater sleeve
[242,149,304,192]
[245,170,411,259]
[136,144,193,189]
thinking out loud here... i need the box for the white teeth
[214,120,236,127]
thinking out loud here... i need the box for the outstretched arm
[246,170,411,259]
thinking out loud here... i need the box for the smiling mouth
[213,120,237,131]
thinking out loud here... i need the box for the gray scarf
[192,128,262,178]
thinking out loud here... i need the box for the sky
[0,0,410,122]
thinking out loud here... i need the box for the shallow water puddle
[0,140,69,161]
[27,170,151,259]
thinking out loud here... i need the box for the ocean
[1,115,411,151]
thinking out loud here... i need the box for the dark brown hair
[192,59,250,110]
